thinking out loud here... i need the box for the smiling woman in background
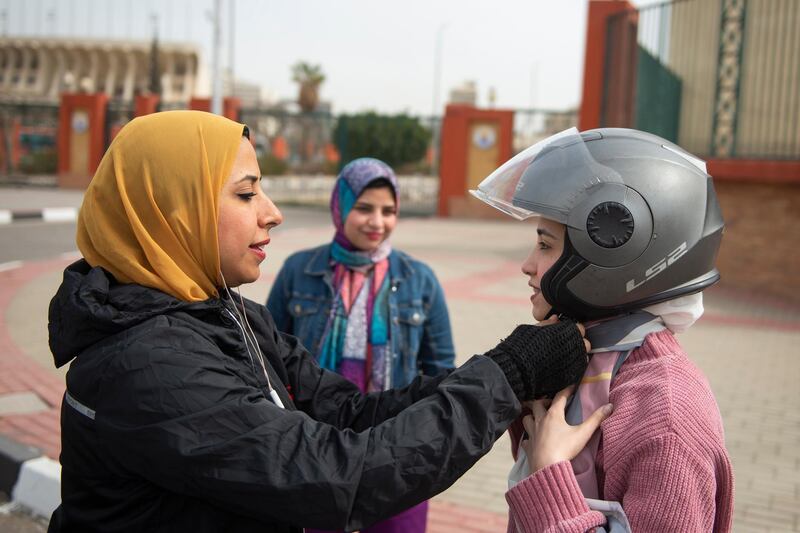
[267,158,455,533]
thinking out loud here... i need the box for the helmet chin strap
[542,307,561,321]
[540,232,589,322]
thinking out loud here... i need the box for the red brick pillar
[223,97,241,122]
[57,93,109,189]
[189,97,241,122]
[578,0,633,131]
[10,118,21,168]
[134,94,160,117]
[189,97,211,112]
[437,104,514,218]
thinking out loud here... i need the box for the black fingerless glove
[485,320,588,401]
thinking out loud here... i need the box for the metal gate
[602,0,799,159]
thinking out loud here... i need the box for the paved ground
[1,186,799,531]
[0,498,48,533]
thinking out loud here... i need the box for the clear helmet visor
[470,127,623,224]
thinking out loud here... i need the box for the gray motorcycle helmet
[471,127,724,320]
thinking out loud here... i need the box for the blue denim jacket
[266,244,455,387]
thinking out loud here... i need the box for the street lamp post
[228,0,235,98]
[432,23,447,119]
[210,0,223,115]
[431,23,447,174]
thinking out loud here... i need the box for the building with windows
[0,37,200,104]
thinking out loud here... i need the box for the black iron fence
[0,102,59,177]
[0,100,581,181]
[106,101,135,143]
[241,107,340,175]
[242,107,441,177]
[603,0,799,159]
[0,102,441,178]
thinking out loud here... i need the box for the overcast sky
[2,0,657,116]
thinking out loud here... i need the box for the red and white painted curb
[0,436,60,518]
[0,207,77,225]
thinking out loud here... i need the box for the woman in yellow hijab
[76,109,271,301]
[48,110,590,532]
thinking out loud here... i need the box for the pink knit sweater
[506,329,734,532]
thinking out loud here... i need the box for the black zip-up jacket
[47,260,520,532]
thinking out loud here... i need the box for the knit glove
[485,320,588,401]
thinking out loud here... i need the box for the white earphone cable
[219,273,284,409]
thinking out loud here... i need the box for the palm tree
[292,62,325,113]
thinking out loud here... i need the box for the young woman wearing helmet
[473,128,734,532]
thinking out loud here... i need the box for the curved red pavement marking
[0,256,73,386]
[697,313,800,332]
[706,284,800,312]
[0,256,73,459]
[428,500,508,532]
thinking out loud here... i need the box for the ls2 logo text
[626,242,688,293]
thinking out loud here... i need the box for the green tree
[334,112,431,170]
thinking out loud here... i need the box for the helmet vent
[587,202,634,248]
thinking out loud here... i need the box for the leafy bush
[18,148,57,174]
[258,153,288,176]
[334,113,431,170]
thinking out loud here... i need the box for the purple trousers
[305,500,428,533]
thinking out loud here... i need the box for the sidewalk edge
[0,435,60,519]
[0,207,78,225]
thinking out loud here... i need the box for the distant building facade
[223,74,264,108]
[449,81,477,106]
[0,37,199,104]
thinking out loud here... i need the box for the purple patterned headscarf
[330,158,399,256]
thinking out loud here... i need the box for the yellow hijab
[77,110,245,302]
